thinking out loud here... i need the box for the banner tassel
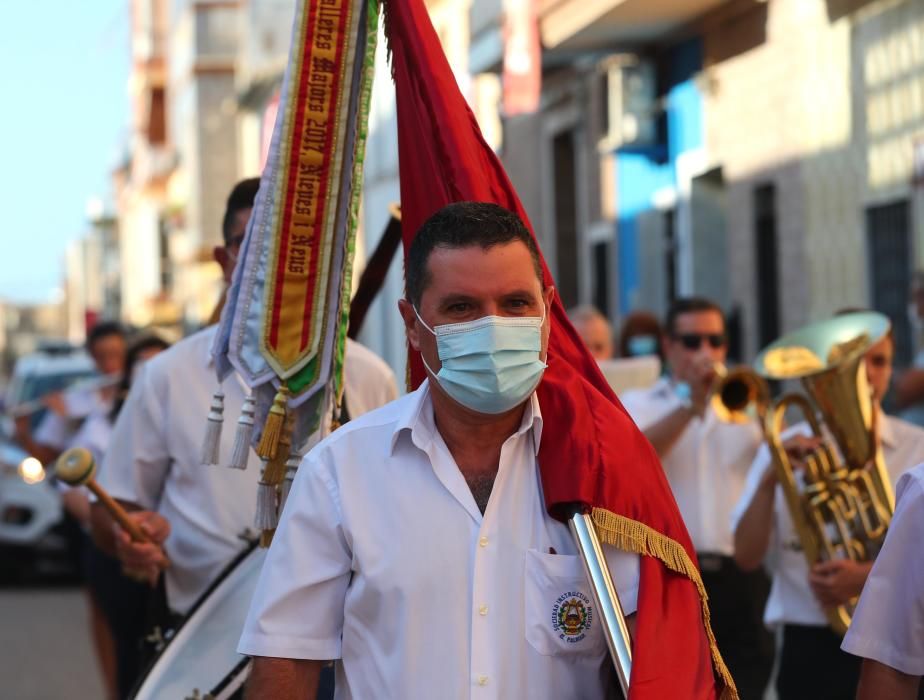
[200,390,225,465]
[256,384,290,459]
[254,477,279,532]
[278,453,302,516]
[263,413,293,485]
[229,394,256,470]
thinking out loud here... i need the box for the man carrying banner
[233,0,736,695]
[240,202,643,697]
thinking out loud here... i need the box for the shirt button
[479,604,488,616]
[478,675,488,686]
[479,536,489,547]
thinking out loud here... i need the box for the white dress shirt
[239,381,640,699]
[35,387,110,452]
[621,377,762,555]
[99,326,397,614]
[842,464,924,675]
[731,414,924,628]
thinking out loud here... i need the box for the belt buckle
[698,554,723,573]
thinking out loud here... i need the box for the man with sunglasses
[732,317,924,699]
[620,297,774,699]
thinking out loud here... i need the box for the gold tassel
[260,529,276,548]
[590,507,739,700]
[263,413,294,485]
[256,384,290,459]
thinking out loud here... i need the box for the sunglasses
[674,333,726,350]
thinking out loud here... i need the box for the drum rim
[129,538,258,699]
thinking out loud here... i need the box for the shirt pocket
[524,548,606,657]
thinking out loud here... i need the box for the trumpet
[714,312,894,634]
[711,363,769,424]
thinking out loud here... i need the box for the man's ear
[398,299,422,352]
[543,285,556,310]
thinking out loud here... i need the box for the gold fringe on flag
[590,507,739,700]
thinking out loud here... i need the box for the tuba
[731,312,894,634]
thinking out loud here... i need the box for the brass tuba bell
[754,311,894,634]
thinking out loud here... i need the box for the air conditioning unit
[597,55,658,151]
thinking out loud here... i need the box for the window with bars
[867,200,912,368]
[754,183,780,348]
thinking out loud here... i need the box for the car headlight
[18,457,45,485]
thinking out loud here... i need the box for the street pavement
[0,587,105,699]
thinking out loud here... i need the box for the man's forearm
[245,657,322,699]
[857,659,920,700]
[641,406,694,456]
[733,480,775,571]
[90,499,141,556]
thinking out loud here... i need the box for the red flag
[385,0,736,697]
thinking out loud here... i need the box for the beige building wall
[704,0,924,359]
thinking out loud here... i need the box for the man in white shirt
[620,297,773,699]
[843,463,924,700]
[240,202,641,699]
[568,304,614,360]
[733,324,924,699]
[16,322,127,469]
[91,179,398,617]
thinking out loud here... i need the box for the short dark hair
[86,321,126,352]
[406,202,543,306]
[665,297,725,336]
[109,333,172,423]
[222,178,261,244]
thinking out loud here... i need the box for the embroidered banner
[213,0,377,452]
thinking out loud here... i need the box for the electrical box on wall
[598,55,658,152]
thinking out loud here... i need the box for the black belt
[697,552,732,573]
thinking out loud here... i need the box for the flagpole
[569,510,633,696]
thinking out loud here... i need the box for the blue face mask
[415,308,548,414]
[627,334,659,357]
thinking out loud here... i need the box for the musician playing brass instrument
[620,297,774,699]
[733,313,924,700]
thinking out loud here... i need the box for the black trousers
[84,544,153,699]
[777,624,859,700]
[699,554,775,700]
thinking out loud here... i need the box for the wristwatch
[673,381,693,411]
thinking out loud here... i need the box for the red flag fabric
[385,0,736,697]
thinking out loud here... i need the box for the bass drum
[132,544,266,700]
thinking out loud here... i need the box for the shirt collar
[878,410,896,449]
[389,379,544,457]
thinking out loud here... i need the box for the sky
[0,2,129,305]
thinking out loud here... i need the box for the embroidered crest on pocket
[552,591,593,643]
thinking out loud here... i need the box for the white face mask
[415,307,548,414]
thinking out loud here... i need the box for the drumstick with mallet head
[55,447,166,558]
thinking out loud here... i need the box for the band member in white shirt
[843,463,924,700]
[240,202,642,699]
[91,180,399,618]
[620,297,773,699]
[733,323,924,699]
